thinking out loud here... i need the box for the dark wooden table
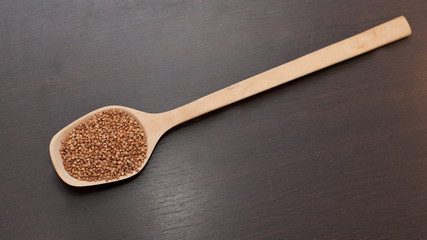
[1,0,427,239]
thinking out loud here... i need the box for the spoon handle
[165,16,411,126]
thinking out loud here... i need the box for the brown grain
[60,109,147,182]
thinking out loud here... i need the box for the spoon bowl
[49,105,176,186]
[50,16,411,186]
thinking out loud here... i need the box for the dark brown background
[1,0,427,239]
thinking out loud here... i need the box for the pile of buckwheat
[60,109,147,182]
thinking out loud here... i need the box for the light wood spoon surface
[50,16,411,187]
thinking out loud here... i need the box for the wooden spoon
[50,16,411,187]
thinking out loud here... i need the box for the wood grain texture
[1,0,427,239]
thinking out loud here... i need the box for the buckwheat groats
[60,109,147,182]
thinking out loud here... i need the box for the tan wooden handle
[165,16,411,126]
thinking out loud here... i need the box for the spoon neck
[160,107,198,129]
